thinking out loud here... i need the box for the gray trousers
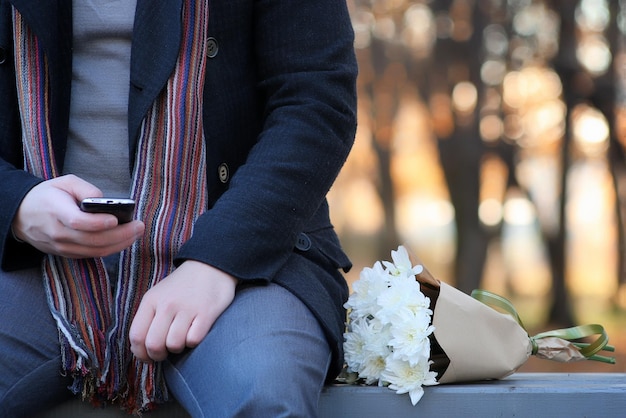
[0,267,331,417]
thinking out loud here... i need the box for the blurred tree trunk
[360,36,403,259]
[429,0,489,294]
[601,2,626,298]
[544,0,577,326]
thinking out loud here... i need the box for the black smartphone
[80,197,136,224]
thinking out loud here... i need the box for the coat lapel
[128,0,184,163]
[9,0,72,170]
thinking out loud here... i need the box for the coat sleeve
[0,161,45,271]
[0,0,46,271]
[174,0,358,281]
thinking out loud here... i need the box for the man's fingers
[166,313,195,354]
[129,304,157,362]
[41,220,145,258]
[186,315,213,348]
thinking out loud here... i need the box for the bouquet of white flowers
[343,246,438,404]
[342,246,615,406]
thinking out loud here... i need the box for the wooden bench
[37,373,626,417]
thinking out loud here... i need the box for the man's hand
[129,260,238,362]
[12,174,145,258]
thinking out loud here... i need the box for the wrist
[182,260,239,286]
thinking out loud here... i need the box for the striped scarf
[12,1,209,412]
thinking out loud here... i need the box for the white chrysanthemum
[381,357,438,406]
[358,351,388,385]
[388,311,435,363]
[404,288,431,316]
[343,319,369,372]
[344,261,389,320]
[376,276,426,325]
[382,245,424,279]
[344,317,392,384]
[362,319,392,358]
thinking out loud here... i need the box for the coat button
[207,37,219,58]
[295,233,311,251]
[0,47,6,65]
[218,163,229,183]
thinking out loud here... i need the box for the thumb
[51,174,104,203]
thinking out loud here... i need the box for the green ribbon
[471,289,616,364]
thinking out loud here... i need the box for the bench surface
[36,373,626,417]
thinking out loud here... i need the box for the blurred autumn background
[329,0,626,372]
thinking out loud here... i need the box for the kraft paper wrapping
[433,282,532,384]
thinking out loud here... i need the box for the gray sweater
[63,0,137,198]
